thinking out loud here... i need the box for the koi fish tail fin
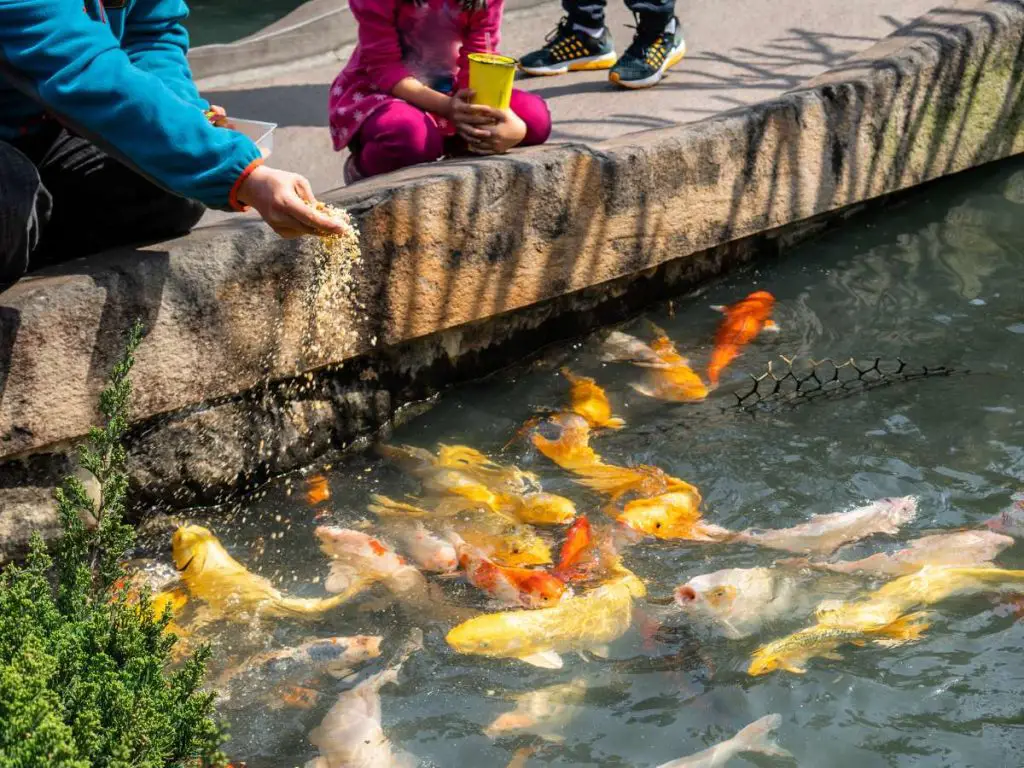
[762,319,781,333]
[559,366,582,384]
[731,714,792,759]
[275,583,368,616]
[871,611,932,647]
[605,416,626,429]
[709,304,727,313]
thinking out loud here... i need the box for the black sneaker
[609,15,686,89]
[519,17,617,76]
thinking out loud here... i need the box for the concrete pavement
[199,0,941,223]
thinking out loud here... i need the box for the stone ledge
[2,0,1024,556]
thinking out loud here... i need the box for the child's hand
[449,88,500,142]
[466,108,528,155]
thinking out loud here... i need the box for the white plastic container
[229,117,277,157]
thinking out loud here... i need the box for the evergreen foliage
[0,321,226,768]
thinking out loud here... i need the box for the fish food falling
[707,290,778,387]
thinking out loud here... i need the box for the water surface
[157,157,1024,767]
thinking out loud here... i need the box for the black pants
[0,125,205,293]
[564,0,674,29]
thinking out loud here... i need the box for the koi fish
[172,525,358,619]
[602,326,709,403]
[707,290,778,387]
[305,474,331,506]
[484,678,588,742]
[617,492,727,541]
[449,532,567,609]
[369,495,552,567]
[553,516,593,582]
[779,530,1014,577]
[445,565,646,669]
[378,443,538,495]
[531,413,699,502]
[733,496,918,555]
[750,566,1024,674]
[217,635,384,690]
[560,368,625,429]
[674,566,859,639]
[656,714,791,767]
[985,495,1024,537]
[305,629,422,768]
[367,497,458,573]
[314,526,429,600]
[747,611,931,676]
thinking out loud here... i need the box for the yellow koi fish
[172,525,359,619]
[616,491,725,541]
[560,368,625,429]
[445,565,646,669]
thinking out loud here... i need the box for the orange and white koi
[601,327,708,403]
[707,290,778,387]
[449,532,568,609]
[314,526,428,599]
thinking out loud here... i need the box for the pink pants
[349,89,551,178]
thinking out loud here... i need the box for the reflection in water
[140,157,1024,766]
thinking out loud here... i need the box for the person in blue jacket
[0,0,344,292]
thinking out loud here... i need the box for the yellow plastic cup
[467,53,517,110]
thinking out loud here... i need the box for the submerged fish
[314,526,429,600]
[606,326,709,403]
[818,565,1024,629]
[305,474,331,506]
[450,532,567,609]
[532,413,699,502]
[484,678,588,742]
[370,495,552,567]
[217,635,383,689]
[655,714,792,767]
[985,496,1024,537]
[305,629,422,768]
[378,443,538,496]
[780,530,1014,577]
[707,290,778,387]
[560,368,625,429]
[733,496,918,555]
[446,565,646,669]
[617,492,725,541]
[751,566,1024,674]
[674,566,858,639]
[747,611,931,676]
[172,525,357,619]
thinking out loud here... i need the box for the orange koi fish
[560,368,625,429]
[707,290,778,387]
[553,516,593,583]
[531,412,602,471]
[305,474,331,506]
[450,532,567,609]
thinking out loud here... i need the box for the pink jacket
[328,0,502,150]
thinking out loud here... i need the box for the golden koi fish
[172,525,359,619]
[560,368,625,429]
[445,565,646,669]
[378,443,538,495]
[616,491,724,541]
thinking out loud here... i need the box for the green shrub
[0,321,227,768]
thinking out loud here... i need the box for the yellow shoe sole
[609,42,687,90]
[519,51,618,77]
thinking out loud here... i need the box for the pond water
[185,0,307,47]
[147,155,1024,767]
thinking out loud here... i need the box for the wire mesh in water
[729,356,965,412]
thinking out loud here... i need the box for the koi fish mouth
[176,555,195,573]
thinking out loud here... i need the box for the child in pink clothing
[329,0,552,181]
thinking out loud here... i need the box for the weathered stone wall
[1,0,1023,557]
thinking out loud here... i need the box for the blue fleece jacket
[0,0,261,210]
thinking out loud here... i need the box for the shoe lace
[543,16,575,49]
[624,13,667,58]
